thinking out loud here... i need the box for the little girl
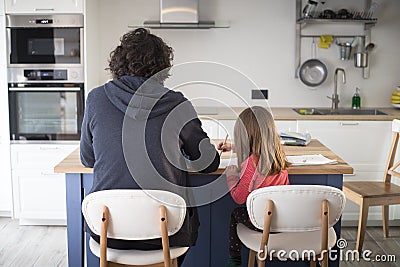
[218,106,290,267]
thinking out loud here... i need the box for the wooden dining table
[55,139,353,267]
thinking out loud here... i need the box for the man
[80,28,220,265]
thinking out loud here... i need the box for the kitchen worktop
[57,139,351,267]
[54,140,353,175]
[196,107,400,121]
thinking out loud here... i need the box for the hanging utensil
[298,38,328,87]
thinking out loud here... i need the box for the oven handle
[6,29,11,65]
[9,87,81,92]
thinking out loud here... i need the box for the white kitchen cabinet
[274,120,298,133]
[0,0,5,14]
[0,138,12,217]
[297,120,395,222]
[11,143,78,225]
[5,0,84,14]
[11,169,66,224]
[216,120,298,140]
[0,14,12,217]
[202,118,298,141]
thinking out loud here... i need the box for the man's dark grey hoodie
[80,75,220,248]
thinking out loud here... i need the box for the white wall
[87,0,400,108]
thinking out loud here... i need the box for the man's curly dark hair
[108,28,173,81]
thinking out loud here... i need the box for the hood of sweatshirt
[104,75,186,120]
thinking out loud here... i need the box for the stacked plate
[391,87,400,108]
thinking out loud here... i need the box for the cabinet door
[0,142,12,215]
[298,120,391,165]
[5,0,84,14]
[297,120,394,220]
[12,169,66,225]
[10,143,77,224]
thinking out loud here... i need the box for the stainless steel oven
[8,72,84,141]
[6,14,85,141]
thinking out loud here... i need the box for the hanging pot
[299,59,328,87]
[298,39,328,87]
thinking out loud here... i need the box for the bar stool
[237,185,346,267]
[82,189,188,267]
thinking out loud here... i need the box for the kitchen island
[55,140,353,267]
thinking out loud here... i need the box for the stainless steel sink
[293,108,388,116]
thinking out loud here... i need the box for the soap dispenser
[352,87,361,109]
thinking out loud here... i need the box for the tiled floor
[340,226,400,266]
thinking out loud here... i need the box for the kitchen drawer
[298,120,392,165]
[5,0,84,14]
[11,143,78,170]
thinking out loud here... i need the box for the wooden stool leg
[248,250,256,267]
[382,205,389,238]
[257,258,266,267]
[356,198,370,252]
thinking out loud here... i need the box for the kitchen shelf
[297,18,377,26]
[295,0,377,79]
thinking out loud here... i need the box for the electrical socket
[251,89,268,99]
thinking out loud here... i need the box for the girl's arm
[227,159,256,204]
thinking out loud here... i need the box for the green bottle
[352,87,361,109]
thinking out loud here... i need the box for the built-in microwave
[6,14,84,67]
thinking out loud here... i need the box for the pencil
[219,134,229,157]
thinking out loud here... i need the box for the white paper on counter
[286,154,337,166]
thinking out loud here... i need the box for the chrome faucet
[327,68,346,110]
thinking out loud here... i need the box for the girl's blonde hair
[234,106,289,176]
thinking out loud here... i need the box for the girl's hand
[217,142,233,152]
[225,165,239,177]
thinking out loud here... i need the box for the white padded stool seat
[89,238,189,265]
[237,224,337,258]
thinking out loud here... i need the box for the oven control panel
[24,69,67,80]
[8,67,84,83]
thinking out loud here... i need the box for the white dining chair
[237,185,346,267]
[82,189,188,267]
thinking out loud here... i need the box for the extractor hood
[140,0,229,29]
